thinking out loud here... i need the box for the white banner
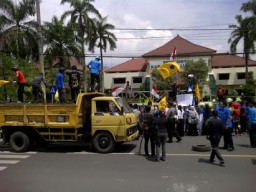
[176,94,193,106]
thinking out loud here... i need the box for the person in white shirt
[177,105,185,137]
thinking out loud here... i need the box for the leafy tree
[89,15,117,91]
[229,15,255,83]
[0,0,38,61]
[61,0,100,91]
[181,59,209,88]
[242,72,256,102]
[43,16,82,68]
[151,69,174,90]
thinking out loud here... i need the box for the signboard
[177,94,193,106]
[49,86,57,95]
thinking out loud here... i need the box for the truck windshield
[115,98,133,113]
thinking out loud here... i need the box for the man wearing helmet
[66,65,80,103]
[87,56,101,92]
[11,66,26,103]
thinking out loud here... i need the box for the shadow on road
[198,158,223,167]
[236,144,250,148]
[251,159,256,165]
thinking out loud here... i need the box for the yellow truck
[0,93,139,153]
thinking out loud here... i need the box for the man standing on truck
[11,66,26,103]
[56,67,66,103]
[32,73,46,103]
[87,56,101,92]
[66,65,80,103]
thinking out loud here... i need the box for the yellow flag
[158,96,168,111]
[156,61,180,80]
[195,83,201,101]
[0,80,10,87]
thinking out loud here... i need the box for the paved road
[0,135,255,192]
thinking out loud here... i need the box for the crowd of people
[130,99,256,164]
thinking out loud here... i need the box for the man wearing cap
[11,66,26,103]
[87,56,101,92]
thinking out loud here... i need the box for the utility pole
[36,0,45,78]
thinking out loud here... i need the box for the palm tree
[61,0,100,92]
[0,0,38,61]
[43,16,82,68]
[88,15,117,91]
[228,15,255,83]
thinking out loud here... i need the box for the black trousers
[249,124,256,147]
[167,120,181,141]
[58,88,66,103]
[71,87,80,103]
[144,132,155,156]
[90,73,100,92]
[18,83,25,102]
[177,119,184,137]
[210,138,224,163]
[223,128,234,149]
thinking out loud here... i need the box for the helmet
[71,65,77,70]
[95,56,101,60]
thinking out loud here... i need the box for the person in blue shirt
[217,100,234,151]
[249,101,256,148]
[87,56,101,92]
[56,67,66,103]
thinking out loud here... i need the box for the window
[133,77,142,83]
[113,78,126,84]
[218,73,229,80]
[237,73,245,79]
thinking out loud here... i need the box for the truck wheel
[10,132,30,152]
[93,132,115,153]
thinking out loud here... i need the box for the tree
[61,0,100,92]
[89,15,117,91]
[181,59,209,88]
[0,0,38,61]
[229,15,255,83]
[151,69,174,90]
[43,16,82,68]
[242,72,256,102]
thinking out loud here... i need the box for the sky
[37,0,249,67]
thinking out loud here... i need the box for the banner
[177,94,193,106]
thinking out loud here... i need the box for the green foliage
[242,72,256,102]
[181,59,209,87]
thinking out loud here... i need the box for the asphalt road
[0,135,255,192]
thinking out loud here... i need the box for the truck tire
[93,132,115,153]
[10,132,31,152]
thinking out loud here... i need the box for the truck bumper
[126,131,139,142]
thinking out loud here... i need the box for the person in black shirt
[67,65,80,103]
[206,110,225,166]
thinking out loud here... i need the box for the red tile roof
[211,54,256,68]
[105,58,147,73]
[142,35,216,57]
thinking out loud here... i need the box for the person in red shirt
[11,66,26,103]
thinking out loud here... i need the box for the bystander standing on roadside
[177,105,184,137]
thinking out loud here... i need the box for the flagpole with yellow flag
[156,61,180,80]
[195,83,201,101]
[157,96,168,111]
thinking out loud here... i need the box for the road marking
[0,155,30,159]
[0,151,37,154]
[67,152,256,158]
[0,166,7,171]
[0,160,19,164]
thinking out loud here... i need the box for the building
[104,35,256,96]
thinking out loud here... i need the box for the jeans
[156,134,167,160]
[144,132,155,156]
[210,138,224,163]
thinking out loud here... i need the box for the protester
[171,81,179,101]
[248,101,256,148]
[187,106,199,136]
[67,65,80,103]
[87,56,101,92]
[166,102,181,142]
[206,110,225,166]
[32,73,46,103]
[197,105,204,135]
[153,110,168,161]
[133,104,142,137]
[124,81,132,99]
[11,66,26,103]
[177,105,184,137]
[202,104,212,135]
[217,100,234,151]
[140,105,155,156]
[232,103,241,135]
[240,101,250,134]
[56,67,66,103]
